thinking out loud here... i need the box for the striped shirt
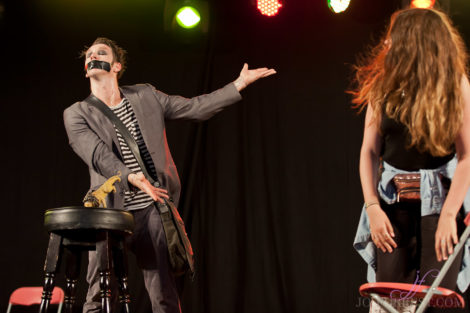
[110,98,157,210]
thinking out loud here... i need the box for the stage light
[410,0,435,8]
[175,6,201,28]
[328,0,351,13]
[257,0,282,17]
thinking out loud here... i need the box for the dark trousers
[376,201,465,312]
[83,203,181,313]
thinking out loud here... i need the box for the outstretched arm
[233,63,277,92]
[435,75,470,261]
[152,63,276,121]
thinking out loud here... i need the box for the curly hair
[350,8,468,156]
[81,37,127,79]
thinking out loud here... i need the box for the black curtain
[1,0,470,312]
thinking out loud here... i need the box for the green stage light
[175,6,201,29]
[328,0,351,13]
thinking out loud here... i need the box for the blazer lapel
[120,87,155,150]
[84,95,121,153]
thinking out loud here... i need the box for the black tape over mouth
[85,60,111,72]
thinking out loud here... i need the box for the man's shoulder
[120,84,163,107]
[64,99,90,115]
[64,83,159,114]
[64,100,83,112]
[121,83,155,94]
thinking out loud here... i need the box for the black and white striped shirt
[110,98,157,210]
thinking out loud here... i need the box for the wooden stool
[39,206,135,313]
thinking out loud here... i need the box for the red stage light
[257,0,282,17]
[410,0,435,8]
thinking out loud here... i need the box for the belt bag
[392,173,450,203]
[392,174,421,202]
[87,95,195,277]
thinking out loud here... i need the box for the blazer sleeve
[63,104,133,192]
[147,82,243,121]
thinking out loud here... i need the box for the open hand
[367,205,397,253]
[435,214,458,261]
[233,63,276,91]
[128,172,169,203]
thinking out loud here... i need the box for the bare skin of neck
[90,75,122,107]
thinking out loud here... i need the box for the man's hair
[81,37,127,79]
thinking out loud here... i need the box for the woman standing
[352,7,470,313]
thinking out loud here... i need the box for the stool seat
[44,207,134,242]
[40,206,135,313]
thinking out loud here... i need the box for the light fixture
[257,0,282,17]
[175,6,201,28]
[328,0,351,14]
[410,0,435,9]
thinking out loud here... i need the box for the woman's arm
[360,104,397,253]
[435,75,470,261]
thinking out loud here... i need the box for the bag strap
[85,94,157,186]
[86,96,195,276]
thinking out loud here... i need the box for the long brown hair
[351,8,468,156]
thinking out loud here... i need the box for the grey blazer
[64,82,242,209]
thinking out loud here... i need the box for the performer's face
[84,44,121,78]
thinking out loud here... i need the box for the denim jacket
[353,156,470,292]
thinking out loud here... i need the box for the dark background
[1,0,470,312]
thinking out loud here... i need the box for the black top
[380,113,454,171]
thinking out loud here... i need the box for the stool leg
[64,247,81,313]
[40,233,62,313]
[96,232,112,313]
[114,240,131,313]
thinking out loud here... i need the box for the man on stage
[63,37,275,313]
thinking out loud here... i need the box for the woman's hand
[435,213,458,261]
[367,204,397,253]
[433,76,470,261]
